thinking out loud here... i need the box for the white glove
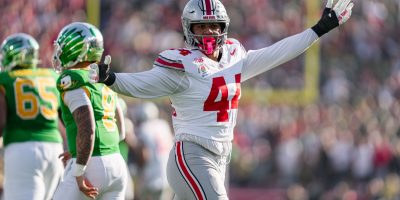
[88,63,99,84]
[329,0,354,25]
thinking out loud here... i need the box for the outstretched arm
[242,29,318,81]
[242,0,353,81]
[110,67,189,98]
[90,61,190,98]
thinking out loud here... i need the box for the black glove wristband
[103,71,116,86]
[97,63,116,86]
[311,8,339,37]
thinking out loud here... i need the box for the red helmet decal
[200,0,215,16]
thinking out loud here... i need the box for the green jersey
[57,69,120,157]
[0,68,62,146]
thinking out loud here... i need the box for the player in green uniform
[51,22,127,200]
[0,33,64,200]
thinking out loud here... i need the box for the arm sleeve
[110,67,190,98]
[242,28,319,81]
[63,88,91,113]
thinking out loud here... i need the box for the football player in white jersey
[90,0,353,199]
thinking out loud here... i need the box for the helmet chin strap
[200,37,216,55]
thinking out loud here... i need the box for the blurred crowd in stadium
[1,0,400,199]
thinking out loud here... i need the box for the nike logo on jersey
[230,49,236,56]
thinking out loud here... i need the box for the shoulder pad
[32,68,60,80]
[225,38,241,46]
[57,70,89,92]
[225,38,246,55]
[154,49,193,72]
[39,68,59,78]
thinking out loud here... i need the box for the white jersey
[158,39,245,141]
[111,29,318,142]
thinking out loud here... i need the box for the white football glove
[88,63,99,84]
[329,0,354,25]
